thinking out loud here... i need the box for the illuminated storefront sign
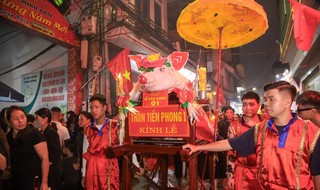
[0,0,79,47]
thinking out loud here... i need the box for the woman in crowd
[34,108,63,190]
[66,111,80,141]
[0,107,10,189]
[62,139,81,190]
[6,105,49,190]
[76,111,92,172]
[0,108,9,134]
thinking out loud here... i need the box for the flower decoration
[116,95,138,115]
[115,95,129,107]
[130,53,168,72]
[172,81,196,108]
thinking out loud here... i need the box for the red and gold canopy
[177,0,269,49]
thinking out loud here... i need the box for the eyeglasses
[296,107,316,113]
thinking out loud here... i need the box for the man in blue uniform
[296,90,320,189]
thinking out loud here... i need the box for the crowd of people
[0,80,319,190]
[0,105,89,190]
[183,80,320,190]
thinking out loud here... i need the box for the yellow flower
[147,54,161,61]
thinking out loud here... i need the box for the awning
[0,82,24,102]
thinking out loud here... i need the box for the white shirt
[52,120,70,146]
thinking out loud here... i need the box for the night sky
[240,0,280,93]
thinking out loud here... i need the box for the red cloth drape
[289,0,320,51]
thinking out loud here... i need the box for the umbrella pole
[214,28,223,132]
[212,27,223,190]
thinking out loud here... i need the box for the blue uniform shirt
[228,125,320,175]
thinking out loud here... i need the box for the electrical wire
[178,47,276,56]
[0,44,57,76]
[0,30,19,38]
[72,0,84,12]
[0,31,23,45]
[72,0,108,31]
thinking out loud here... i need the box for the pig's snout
[138,75,148,84]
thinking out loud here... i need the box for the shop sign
[0,0,79,47]
[21,66,68,114]
[128,105,190,137]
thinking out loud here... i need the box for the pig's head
[129,52,204,121]
[128,52,214,138]
[138,65,189,92]
[130,52,190,93]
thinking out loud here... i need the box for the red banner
[289,0,320,51]
[128,105,190,137]
[0,0,79,47]
[107,48,133,96]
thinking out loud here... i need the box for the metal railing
[108,0,176,53]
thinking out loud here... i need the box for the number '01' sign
[142,91,168,107]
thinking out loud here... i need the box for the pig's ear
[128,55,143,69]
[168,52,189,70]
